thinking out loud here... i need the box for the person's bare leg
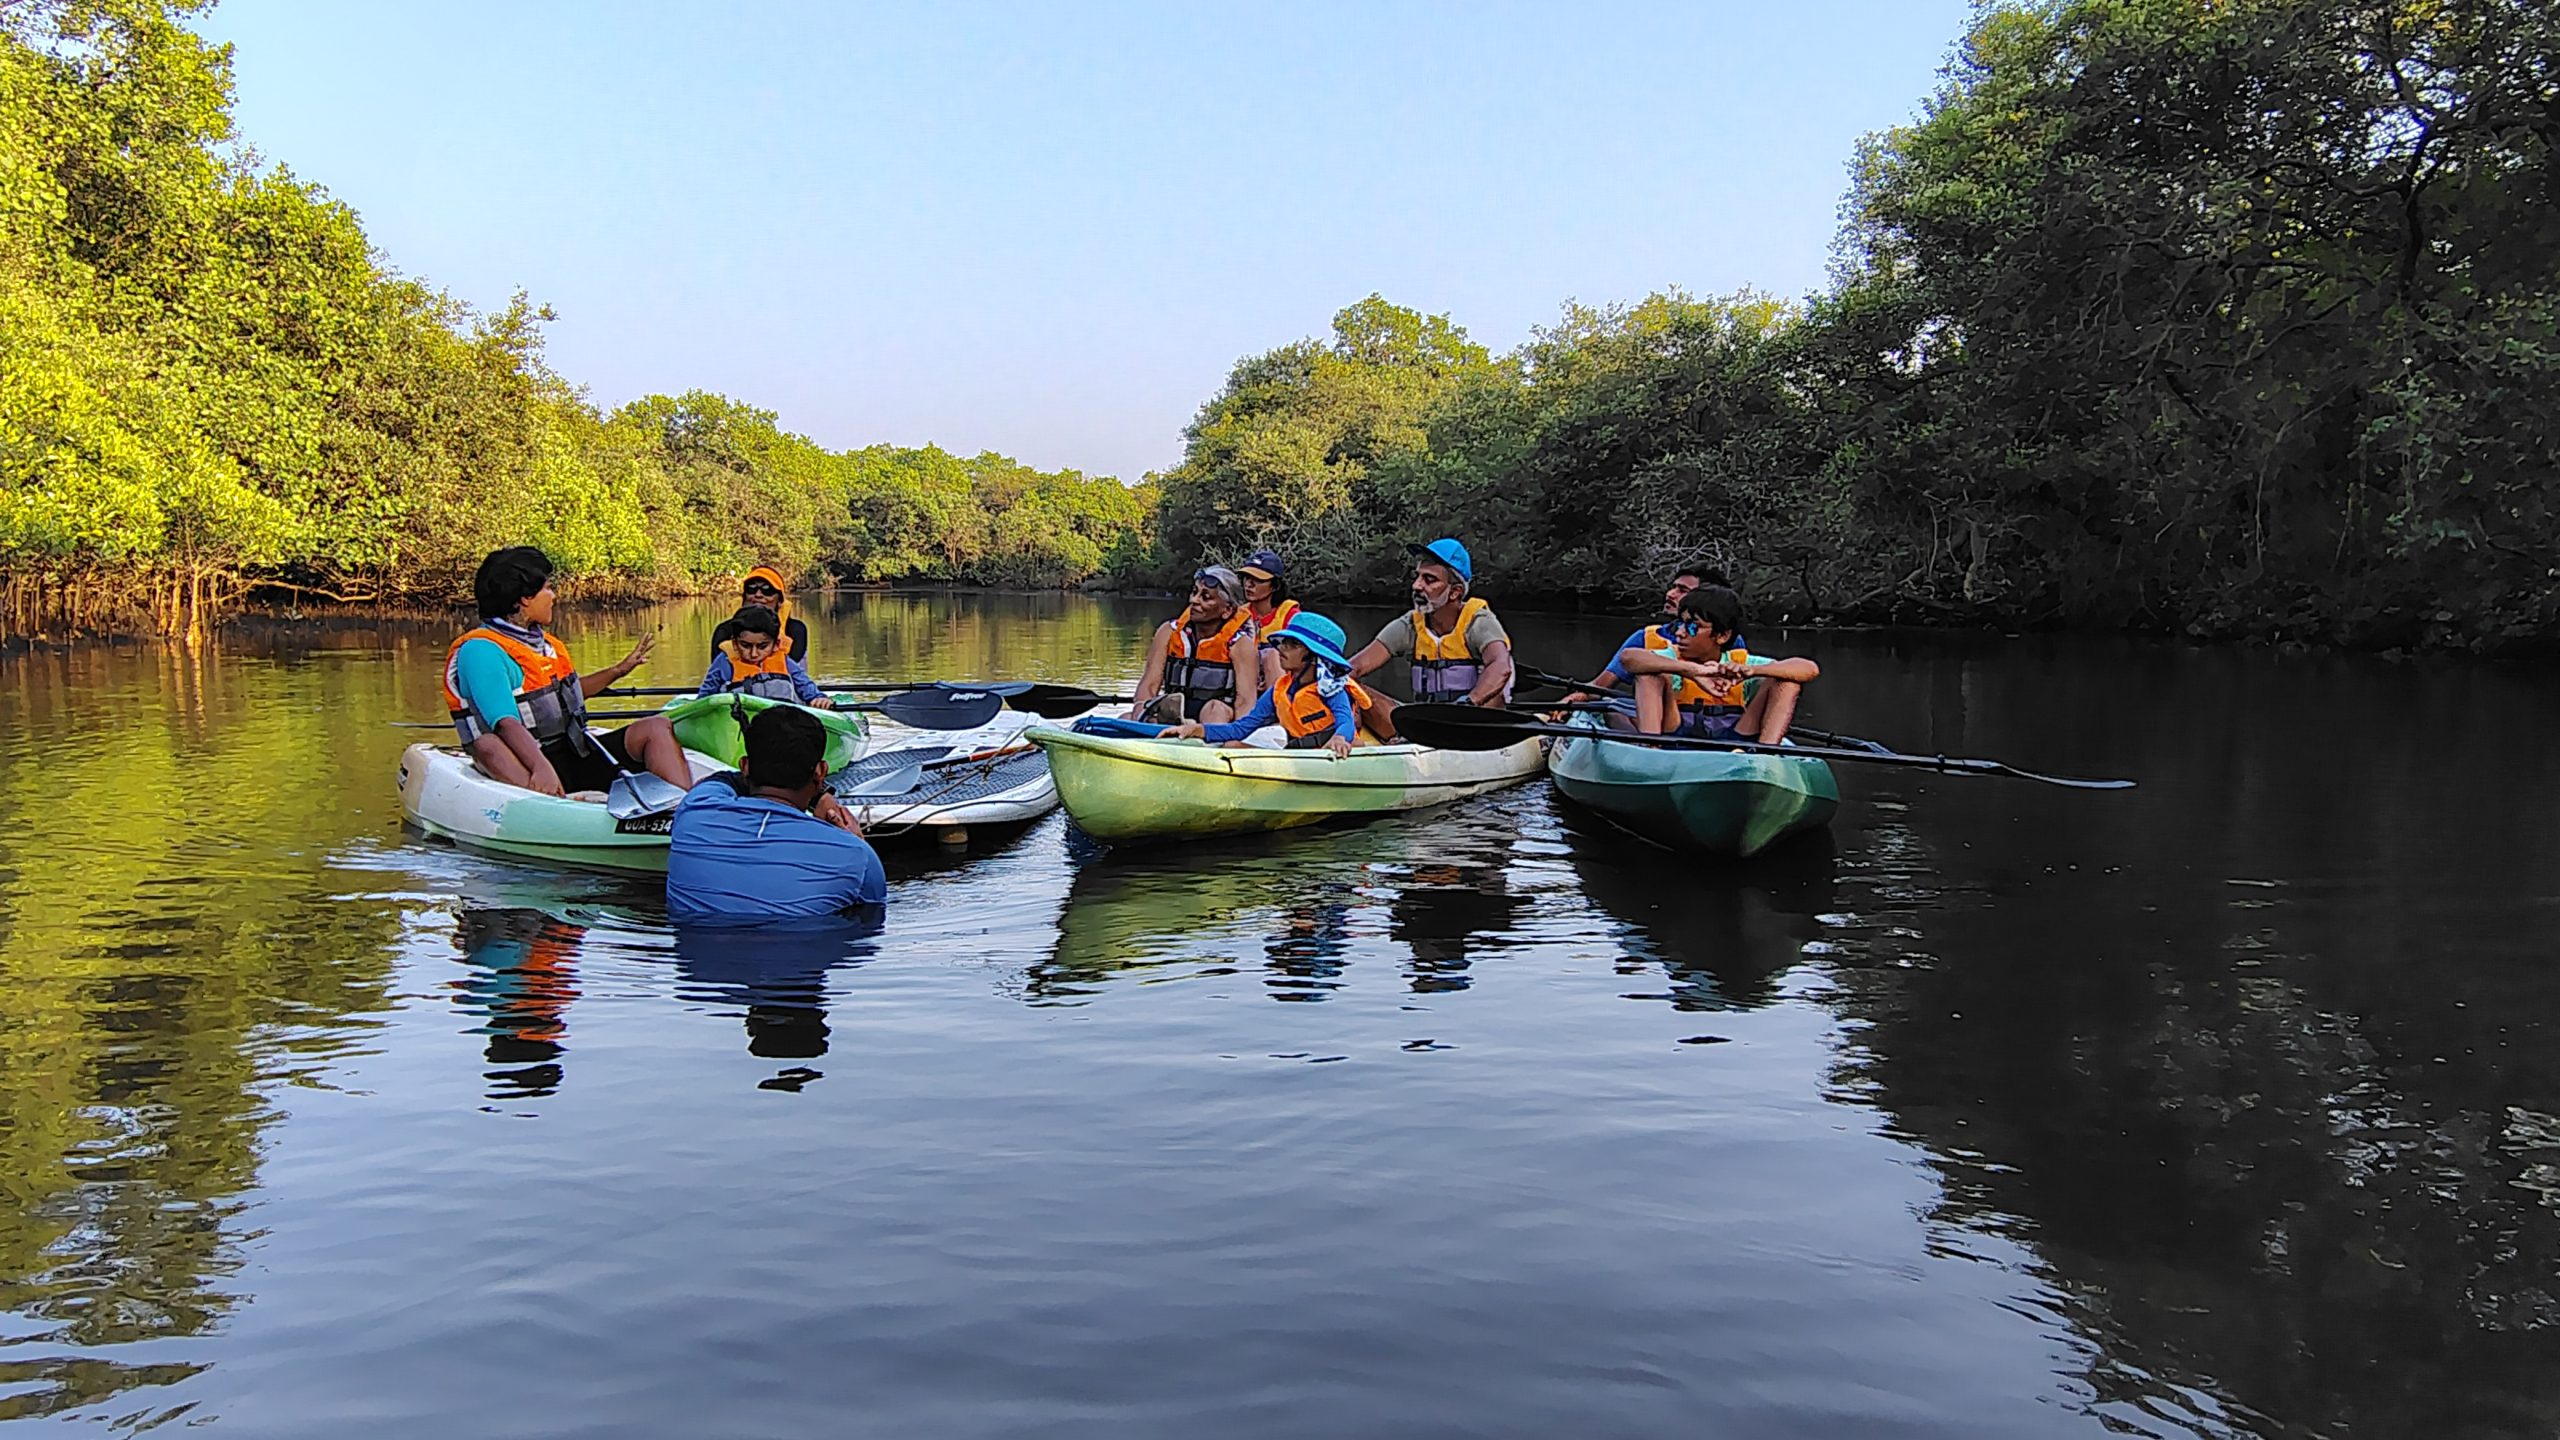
[1365,693,1402,741]
[618,715,696,789]
[467,733,532,786]
[1201,699,1234,726]
[1742,681,1801,746]
[1634,674,1675,735]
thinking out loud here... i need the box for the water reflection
[451,908,585,1101]
[1036,810,1528,1006]
[1570,827,1836,1013]
[669,917,883,1091]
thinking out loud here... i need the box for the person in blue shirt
[1167,613,1365,757]
[696,605,835,706]
[666,706,886,922]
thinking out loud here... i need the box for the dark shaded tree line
[1154,0,2557,651]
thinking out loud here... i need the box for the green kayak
[661,693,868,768]
[1546,714,1837,857]
[1027,726,1545,843]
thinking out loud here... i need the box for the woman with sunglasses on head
[707,566,812,670]
[1615,584,1818,746]
[1125,564,1261,725]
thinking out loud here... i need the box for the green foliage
[0,0,1147,642]
[1814,0,2560,645]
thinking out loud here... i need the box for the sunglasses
[742,583,781,597]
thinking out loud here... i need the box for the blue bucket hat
[1405,537,1473,583]
[1268,612,1351,670]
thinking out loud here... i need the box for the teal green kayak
[1546,714,1837,857]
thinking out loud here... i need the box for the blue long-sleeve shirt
[1200,681,1356,745]
[697,651,827,703]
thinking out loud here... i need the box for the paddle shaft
[1394,708,2132,789]
[600,680,972,698]
[1517,663,1892,753]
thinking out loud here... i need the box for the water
[3,591,2557,1438]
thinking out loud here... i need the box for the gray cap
[1193,565,1244,602]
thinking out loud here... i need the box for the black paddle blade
[1390,704,1543,751]
[1003,683,1110,720]
[873,686,1005,730]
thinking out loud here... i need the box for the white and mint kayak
[396,697,1059,873]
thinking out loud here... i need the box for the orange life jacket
[1275,670,1372,742]
[714,639,801,700]
[1163,608,1254,706]
[443,623,584,744]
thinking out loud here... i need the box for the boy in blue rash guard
[1168,613,1366,757]
[666,706,886,922]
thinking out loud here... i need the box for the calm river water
[2,591,2557,1438]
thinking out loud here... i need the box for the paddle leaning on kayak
[442,547,697,800]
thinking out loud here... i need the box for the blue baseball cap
[1268,612,1350,670]
[1405,537,1472,583]
[1238,549,1286,581]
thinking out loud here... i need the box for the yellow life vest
[1670,646,1753,716]
[1253,598,1302,651]
[1409,596,1496,704]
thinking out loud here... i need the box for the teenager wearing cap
[1126,564,1262,725]
[1235,549,1300,692]
[1169,613,1368,757]
[1345,537,1514,739]
[708,565,813,669]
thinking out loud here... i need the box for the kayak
[662,692,868,768]
[1546,713,1837,857]
[397,701,1057,872]
[1027,726,1545,843]
[396,741,730,875]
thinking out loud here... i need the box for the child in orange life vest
[1616,584,1818,745]
[1169,613,1364,757]
[697,606,835,707]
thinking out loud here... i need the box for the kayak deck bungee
[1027,725,1545,843]
[1545,713,1837,857]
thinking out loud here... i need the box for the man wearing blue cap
[1345,537,1514,739]
[1171,612,1368,756]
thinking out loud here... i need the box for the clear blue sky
[199,1,1971,481]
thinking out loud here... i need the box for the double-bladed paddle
[1389,704,2135,790]
[399,686,1006,733]
[599,680,1034,699]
